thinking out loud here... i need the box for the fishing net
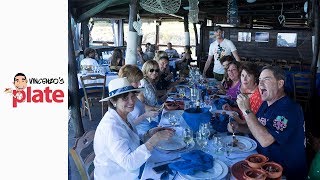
[188,0,199,23]
[139,0,181,14]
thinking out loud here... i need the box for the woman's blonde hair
[118,64,143,83]
[141,60,160,80]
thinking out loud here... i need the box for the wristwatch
[244,109,252,115]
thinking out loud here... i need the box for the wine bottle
[195,100,201,112]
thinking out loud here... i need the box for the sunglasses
[149,69,160,73]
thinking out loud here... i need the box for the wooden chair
[292,73,312,112]
[69,130,95,180]
[275,59,288,66]
[80,74,107,121]
[288,60,302,71]
[279,64,291,71]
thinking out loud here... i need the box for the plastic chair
[292,73,312,111]
[80,74,107,121]
[69,130,95,180]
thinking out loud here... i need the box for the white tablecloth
[77,73,118,89]
[140,112,257,180]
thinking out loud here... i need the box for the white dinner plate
[179,159,228,180]
[156,136,186,151]
[220,135,257,153]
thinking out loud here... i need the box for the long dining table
[140,98,258,180]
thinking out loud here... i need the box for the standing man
[229,66,307,179]
[165,42,179,58]
[202,26,240,81]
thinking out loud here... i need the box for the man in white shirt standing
[202,26,241,81]
[165,42,179,58]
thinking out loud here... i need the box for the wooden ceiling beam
[77,0,129,22]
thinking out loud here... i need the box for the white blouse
[93,109,151,180]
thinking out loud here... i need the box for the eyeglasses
[149,69,160,73]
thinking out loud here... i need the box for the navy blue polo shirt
[253,96,307,179]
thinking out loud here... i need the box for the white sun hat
[99,77,144,102]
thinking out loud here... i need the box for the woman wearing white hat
[93,77,175,180]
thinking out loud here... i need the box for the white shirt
[80,57,99,67]
[208,39,237,74]
[93,109,151,180]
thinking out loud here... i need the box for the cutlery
[154,157,181,165]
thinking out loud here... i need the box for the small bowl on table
[245,154,269,169]
[261,161,283,179]
[243,168,267,180]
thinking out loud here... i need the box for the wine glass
[196,131,208,152]
[200,123,211,139]
[183,128,194,146]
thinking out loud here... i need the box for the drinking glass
[183,128,194,146]
[200,123,211,139]
[178,87,186,98]
[168,113,179,126]
[196,131,208,152]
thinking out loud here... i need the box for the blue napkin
[168,150,214,175]
[213,98,234,110]
[182,108,212,132]
[211,113,229,132]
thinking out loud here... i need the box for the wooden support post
[311,0,319,97]
[68,11,85,138]
[81,20,90,50]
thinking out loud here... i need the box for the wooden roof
[69,0,310,29]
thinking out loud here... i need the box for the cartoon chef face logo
[13,73,28,92]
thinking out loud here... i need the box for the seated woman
[218,61,241,100]
[94,77,175,179]
[80,48,99,71]
[119,64,160,135]
[239,62,263,114]
[109,48,125,72]
[138,60,161,107]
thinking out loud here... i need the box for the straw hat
[99,77,143,102]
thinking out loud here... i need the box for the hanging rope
[278,3,286,25]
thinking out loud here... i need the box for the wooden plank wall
[200,27,313,64]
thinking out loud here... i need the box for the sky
[0,0,68,179]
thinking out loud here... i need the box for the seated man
[155,56,185,102]
[228,65,307,179]
[165,42,179,58]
